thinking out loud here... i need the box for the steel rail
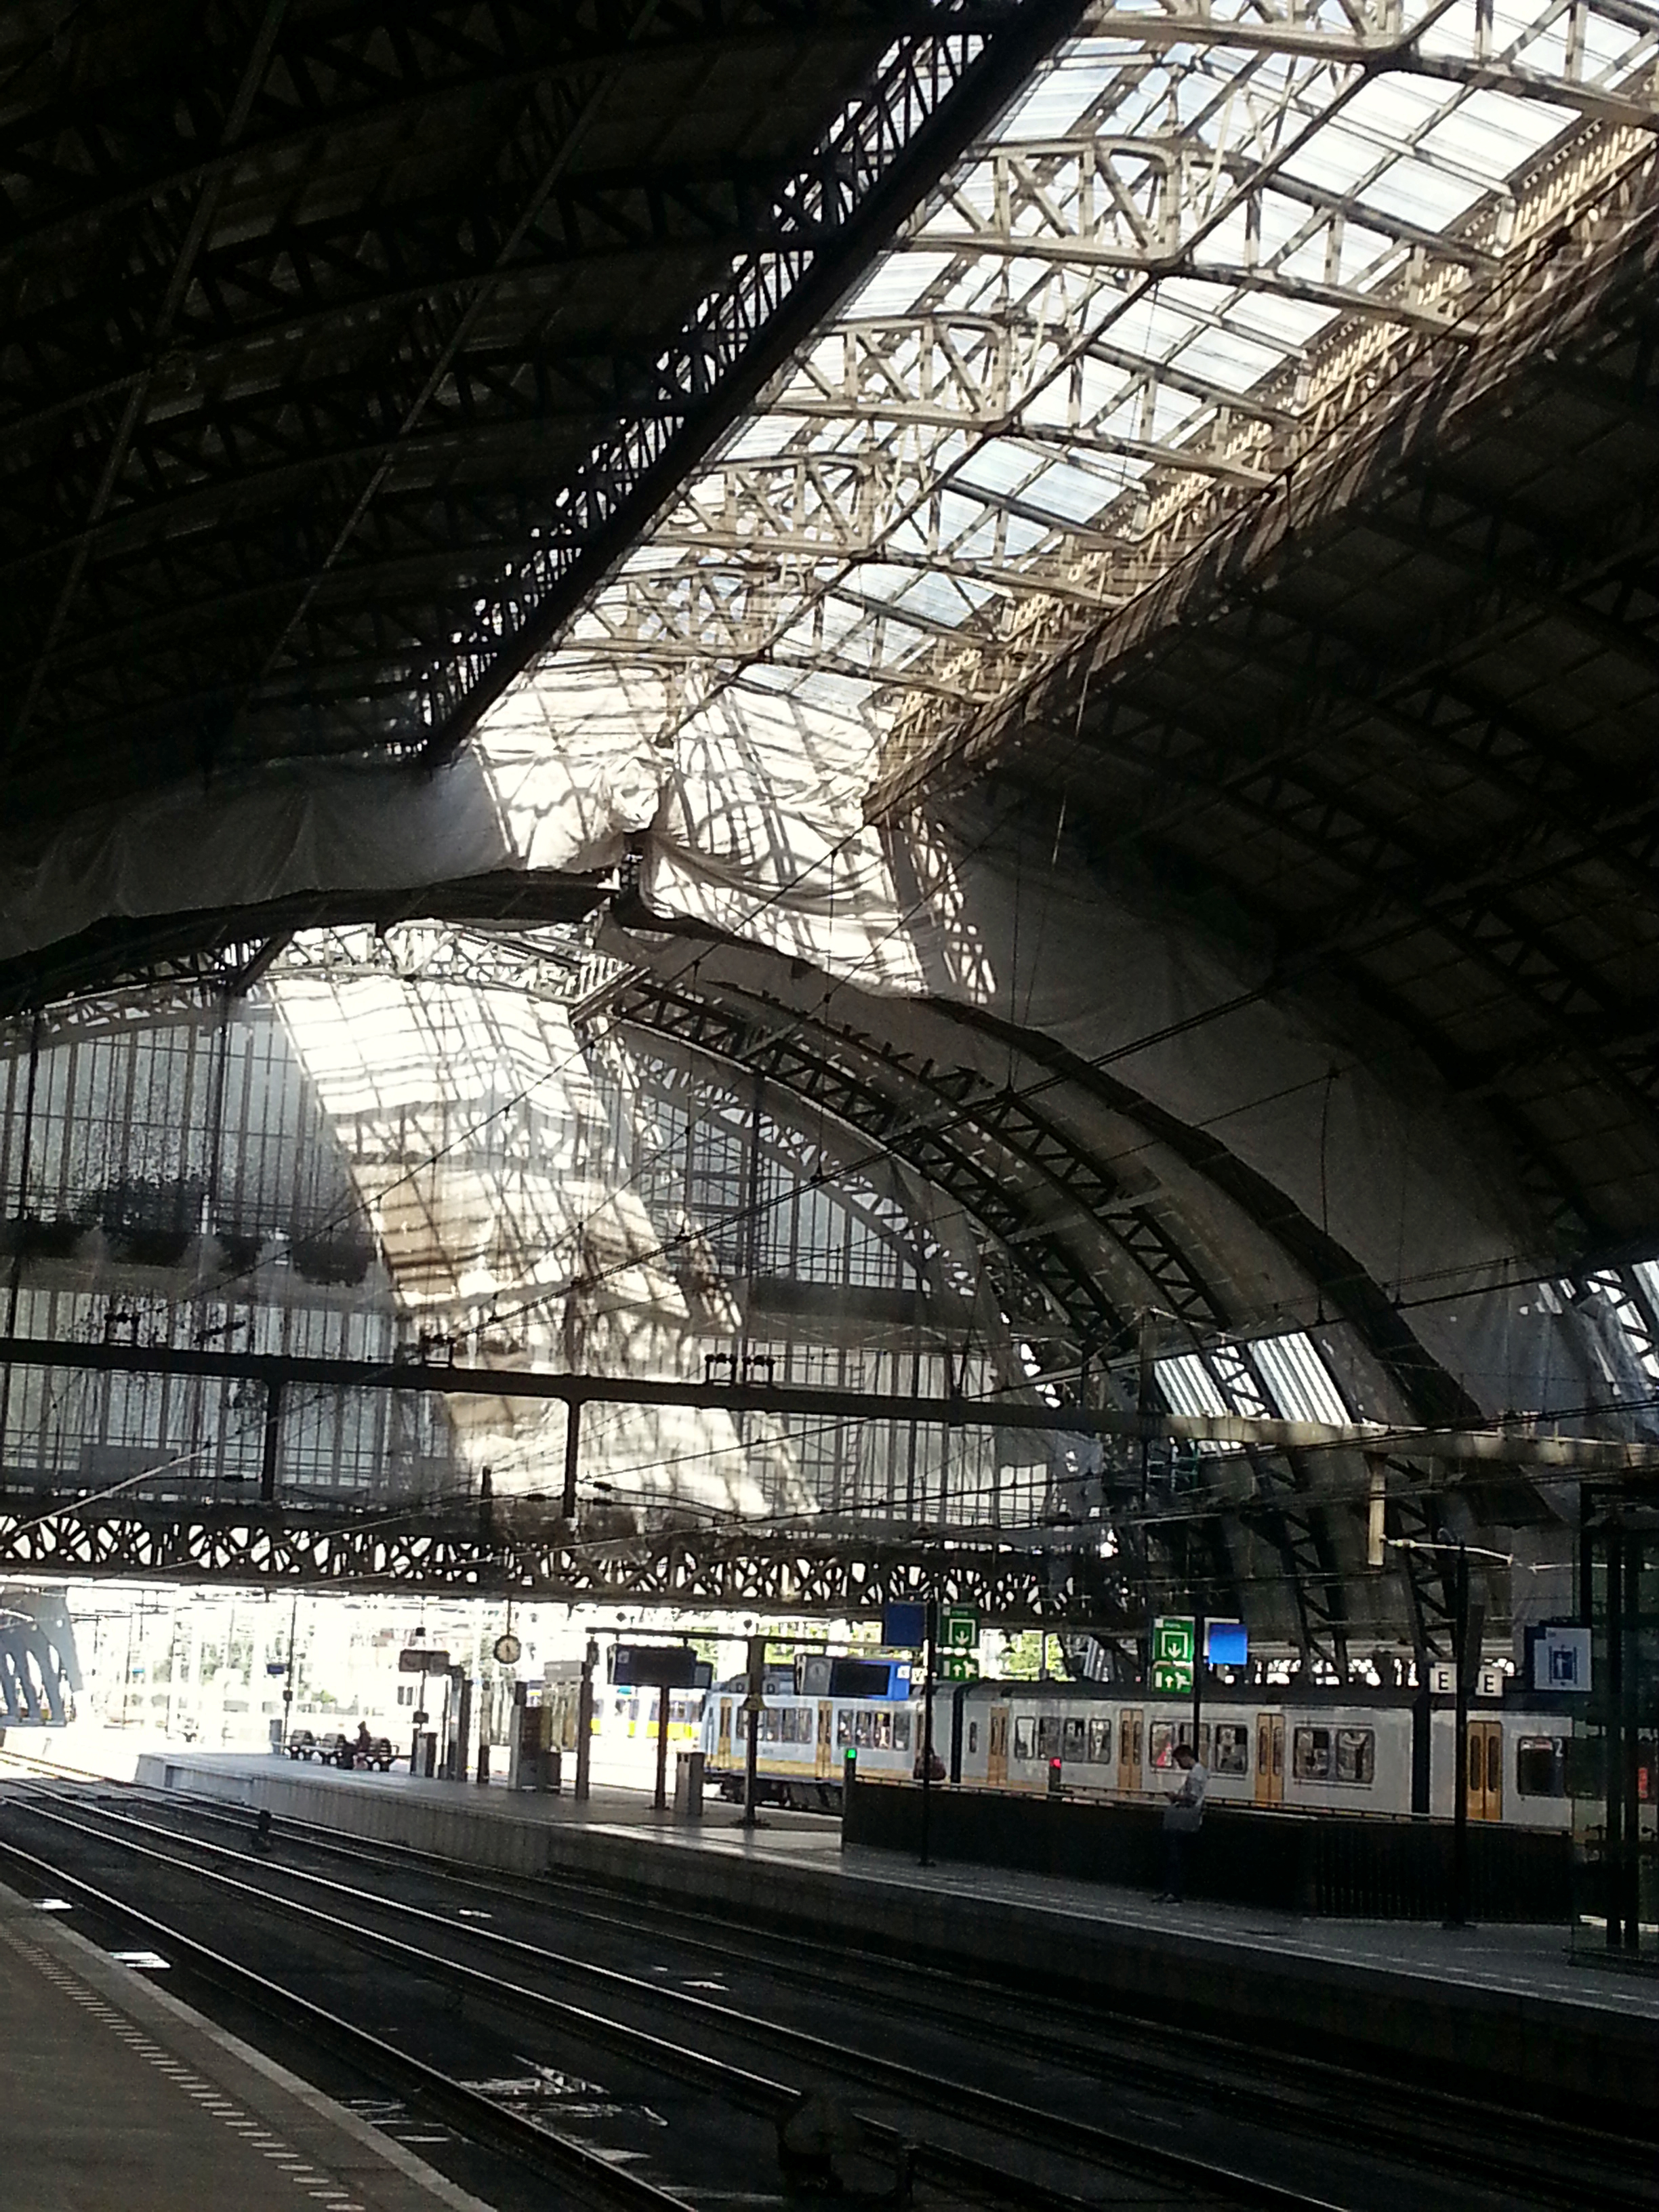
[49,1765,1659,2197]
[9,1761,1654,2205]
[0,1825,695,2212]
[2,1788,1347,2212]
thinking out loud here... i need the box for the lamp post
[281,1589,299,1749]
[1447,1540,1471,1929]
[741,1632,764,1830]
[1385,1534,1507,1930]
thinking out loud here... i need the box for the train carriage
[701,1684,920,1809]
[705,1671,1589,1830]
[956,1681,1580,1830]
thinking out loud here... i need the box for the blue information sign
[881,1601,927,1650]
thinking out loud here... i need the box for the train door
[717,1698,733,1766]
[1468,1720,1504,1821]
[1118,1708,1143,1796]
[1254,1713,1285,1805]
[815,1700,833,1780]
[987,1705,1009,1786]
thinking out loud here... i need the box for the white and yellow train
[700,1675,1601,1827]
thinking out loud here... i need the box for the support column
[575,1637,596,1803]
[654,1683,671,1812]
[1446,1543,1471,1929]
[920,1595,937,1869]
[560,1399,581,1519]
[1621,1534,1642,1953]
[260,1380,283,1503]
[0,1011,43,1495]
[741,1634,764,1829]
[1605,1526,1626,1951]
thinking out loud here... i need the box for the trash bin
[413,1729,437,1778]
[674,1748,705,1820]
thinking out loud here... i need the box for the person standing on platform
[1158,1743,1208,1902]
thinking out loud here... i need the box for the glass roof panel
[501,0,1659,794]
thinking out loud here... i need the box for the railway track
[1,1762,1654,2211]
[0,1776,1315,2212]
[17,1756,1654,2191]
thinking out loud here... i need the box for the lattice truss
[541,0,1659,762]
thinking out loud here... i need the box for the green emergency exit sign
[1151,1614,1196,1694]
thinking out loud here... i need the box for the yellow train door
[815,1699,833,1780]
[1118,1707,1143,1796]
[1255,1713,1285,1805]
[987,1704,1009,1786]
[1468,1720,1504,1821]
[716,1698,733,1765]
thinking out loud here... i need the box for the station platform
[0,1870,489,2212]
[121,1749,1659,2121]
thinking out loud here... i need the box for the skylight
[529,0,1659,802]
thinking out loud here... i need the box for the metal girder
[876,985,1492,1427]
[1374,1456,1460,1660]
[1180,1337,1352,1668]
[596,967,1224,1350]
[868,110,1659,810]
[0,874,608,1022]
[1067,684,1649,1078]
[2,0,1091,811]
[0,1498,1110,1623]
[549,0,1659,769]
[415,0,1095,761]
[1,1332,1649,1466]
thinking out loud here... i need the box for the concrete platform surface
[0,1872,489,2212]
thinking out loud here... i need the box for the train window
[1335,1729,1376,1786]
[1063,1717,1087,1760]
[855,1709,875,1747]
[1293,1727,1331,1781]
[1176,1722,1210,1764]
[968,1722,979,1755]
[874,1711,893,1750]
[1014,1717,1036,1761]
[893,1712,912,1752]
[763,1709,781,1742]
[1036,1715,1062,1759]
[1517,1736,1566,1796]
[1212,1725,1248,1776]
[1149,1722,1176,1770]
[836,1711,853,1748]
[1087,1717,1112,1764]
[735,1708,748,1740]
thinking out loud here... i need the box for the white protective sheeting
[1,678,664,964]
[639,692,1639,1433]
[266,966,827,1518]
